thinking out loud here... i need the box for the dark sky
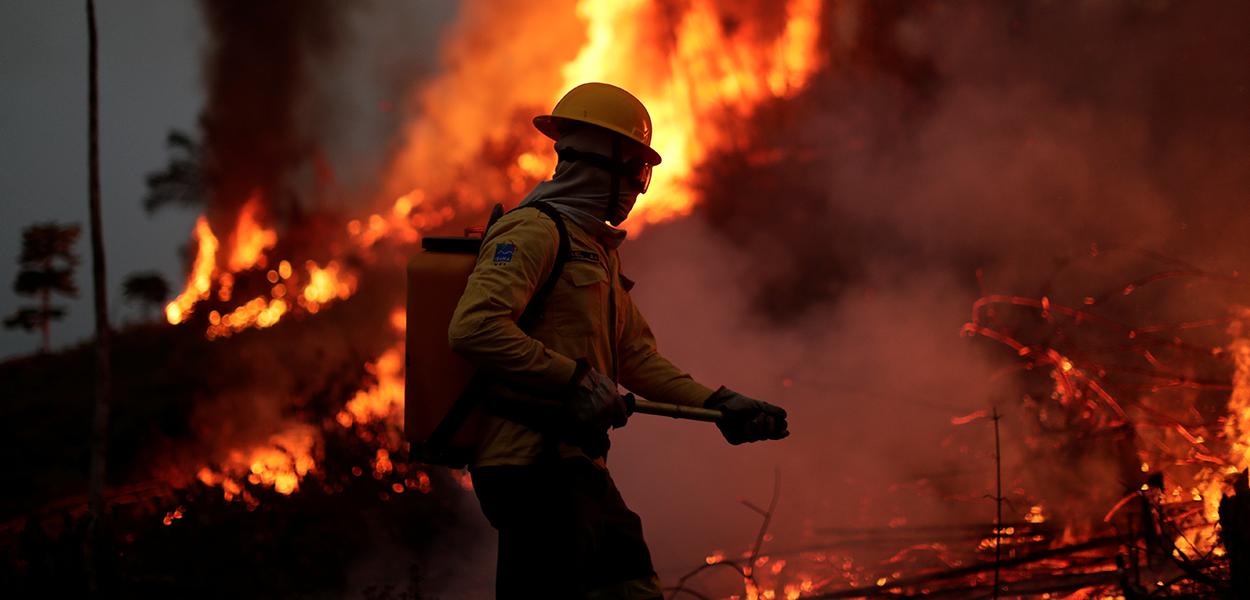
[0,1,203,359]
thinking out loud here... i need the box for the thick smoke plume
[609,0,1250,582]
[197,0,346,229]
[196,0,456,228]
[173,0,1250,594]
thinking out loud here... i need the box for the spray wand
[626,394,722,422]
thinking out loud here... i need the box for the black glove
[704,386,789,445]
[565,361,629,430]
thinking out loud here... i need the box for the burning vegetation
[155,0,826,507]
[8,0,1250,598]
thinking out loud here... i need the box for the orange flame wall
[381,0,824,234]
[174,0,828,502]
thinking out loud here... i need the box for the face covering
[518,127,646,247]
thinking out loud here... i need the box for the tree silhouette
[143,128,207,214]
[85,1,114,591]
[122,271,170,321]
[3,222,81,352]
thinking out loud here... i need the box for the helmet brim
[533,115,663,166]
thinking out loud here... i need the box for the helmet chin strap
[607,137,622,225]
[554,137,637,225]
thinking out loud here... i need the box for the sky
[0,1,204,360]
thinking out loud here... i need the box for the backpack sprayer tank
[403,227,488,465]
[403,205,721,467]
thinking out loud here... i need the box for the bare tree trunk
[40,284,50,353]
[85,0,112,593]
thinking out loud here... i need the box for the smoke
[178,0,1250,593]
[179,0,456,493]
[197,0,344,228]
[196,0,455,228]
[609,0,1250,581]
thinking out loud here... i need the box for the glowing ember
[161,506,185,527]
[204,296,289,340]
[372,448,393,477]
[300,260,357,309]
[350,190,459,249]
[196,424,318,501]
[200,260,357,337]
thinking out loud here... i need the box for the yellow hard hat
[533,82,662,166]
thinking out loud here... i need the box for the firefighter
[448,82,789,599]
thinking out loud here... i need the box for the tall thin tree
[85,0,112,593]
[3,222,80,351]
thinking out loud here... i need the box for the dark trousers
[471,459,660,599]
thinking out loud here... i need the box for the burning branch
[666,469,782,600]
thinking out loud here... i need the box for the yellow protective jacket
[448,206,714,468]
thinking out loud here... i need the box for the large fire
[153,0,1250,597]
[169,0,826,503]
[548,0,824,227]
[378,0,824,238]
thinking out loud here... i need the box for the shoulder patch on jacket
[569,249,600,264]
[492,242,516,264]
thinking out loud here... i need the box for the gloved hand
[704,386,789,445]
[565,361,629,431]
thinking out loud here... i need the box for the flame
[336,309,407,429]
[165,209,357,337]
[1192,310,1250,535]
[380,0,823,237]
[178,0,824,523]
[164,196,278,327]
[165,216,219,324]
[300,260,357,309]
[196,424,318,501]
[226,193,277,271]
[1221,313,1250,478]
[556,0,823,229]
[205,296,289,340]
[349,189,460,249]
[196,260,356,340]
[337,345,405,428]
[196,309,403,504]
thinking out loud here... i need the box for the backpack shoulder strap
[418,202,570,467]
[517,202,570,332]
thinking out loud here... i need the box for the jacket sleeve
[447,211,579,389]
[618,291,716,407]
